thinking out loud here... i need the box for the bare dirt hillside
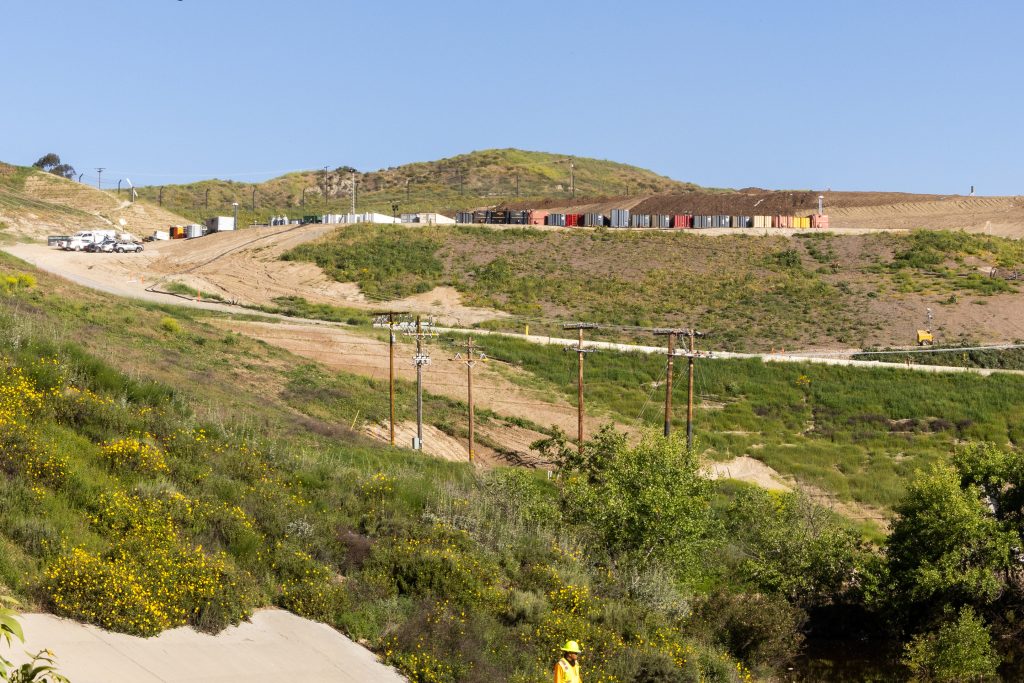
[0,164,192,239]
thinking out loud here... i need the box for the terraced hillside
[0,162,191,240]
[282,224,1024,350]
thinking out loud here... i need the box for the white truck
[64,230,117,251]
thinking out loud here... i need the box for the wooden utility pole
[653,329,686,437]
[653,328,705,446]
[564,323,598,453]
[685,329,704,450]
[404,316,434,451]
[452,338,486,462]
[373,311,408,446]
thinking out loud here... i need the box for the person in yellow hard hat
[554,640,582,682]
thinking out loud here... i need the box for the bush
[159,317,181,334]
[902,607,999,682]
[692,591,806,670]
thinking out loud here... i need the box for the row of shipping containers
[454,209,829,230]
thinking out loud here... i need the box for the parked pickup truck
[65,230,116,251]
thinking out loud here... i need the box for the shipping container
[473,210,488,224]
[733,216,751,228]
[652,214,671,229]
[206,216,236,232]
[692,215,712,229]
[610,209,630,228]
[566,213,583,227]
[630,213,651,228]
[508,210,529,225]
[456,211,475,224]
[529,210,549,226]
[712,215,730,228]
[582,213,605,227]
[185,224,204,239]
[671,214,692,228]
[753,215,771,229]
[811,214,830,229]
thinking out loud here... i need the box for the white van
[65,230,117,251]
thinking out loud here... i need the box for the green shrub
[902,607,999,682]
[159,317,181,334]
[692,591,806,670]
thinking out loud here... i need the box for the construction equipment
[917,307,934,346]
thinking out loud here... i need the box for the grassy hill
[0,162,192,240]
[4,252,1024,678]
[134,149,700,225]
[281,224,1024,351]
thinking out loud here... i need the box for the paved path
[13,609,405,683]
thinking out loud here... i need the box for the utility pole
[653,328,705,446]
[686,330,702,449]
[159,187,163,206]
[459,169,464,197]
[564,323,598,453]
[252,187,257,213]
[515,173,520,198]
[117,179,122,195]
[569,159,575,198]
[205,188,210,212]
[95,168,104,190]
[452,337,486,463]
[321,166,329,213]
[350,172,356,216]
[373,311,409,446]
[406,316,433,451]
[653,329,687,437]
[406,179,411,203]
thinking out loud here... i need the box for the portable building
[185,224,204,239]
[205,217,235,233]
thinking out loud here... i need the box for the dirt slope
[0,165,192,239]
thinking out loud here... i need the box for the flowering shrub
[99,436,168,474]
[274,547,348,623]
[44,490,253,636]
[0,367,67,487]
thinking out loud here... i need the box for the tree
[885,463,1016,621]
[561,432,711,573]
[724,488,865,606]
[902,606,1000,682]
[31,154,75,180]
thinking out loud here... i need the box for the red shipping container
[529,210,549,226]
[672,214,692,228]
[565,213,583,227]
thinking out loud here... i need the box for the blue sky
[2,0,1021,194]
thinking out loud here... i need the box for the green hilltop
[134,149,699,224]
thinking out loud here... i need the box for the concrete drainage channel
[13,608,407,683]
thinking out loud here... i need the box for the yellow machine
[917,329,934,346]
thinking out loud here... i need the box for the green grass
[282,224,872,350]
[0,249,797,681]
[163,281,225,301]
[444,332,1024,511]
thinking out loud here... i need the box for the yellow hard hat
[561,640,582,654]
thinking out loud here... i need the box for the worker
[554,640,582,682]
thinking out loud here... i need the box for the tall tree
[32,153,76,180]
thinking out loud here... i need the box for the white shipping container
[153,231,170,241]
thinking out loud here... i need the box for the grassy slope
[134,149,699,225]
[0,253,781,681]
[282,225,1024,351]
[443,333,1024,512]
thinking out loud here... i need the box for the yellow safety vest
[554,657,581,683]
